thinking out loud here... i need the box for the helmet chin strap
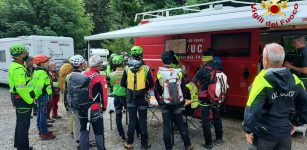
[13,56,24,64]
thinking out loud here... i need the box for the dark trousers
[162,105,192,150]
[80,116,106,150]
[13,98,32,150]
[249,137,292,150]
[201,106,223,145]
[114,96,127,138]
[127,105,148,146]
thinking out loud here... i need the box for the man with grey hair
[285,36,307,88]
[81,55,108,150]
[243,43,307,150]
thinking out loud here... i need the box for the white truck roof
[85,0,307,41]
[90,48,110,56]
[0,35,73,43]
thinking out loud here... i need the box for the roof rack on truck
[134,0,256,22]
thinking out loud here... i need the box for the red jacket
[84,68,108,110]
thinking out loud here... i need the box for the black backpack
[66,72,98,110]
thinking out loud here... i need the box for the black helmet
[128,59,143,73]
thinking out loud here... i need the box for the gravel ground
[0,84,307,150]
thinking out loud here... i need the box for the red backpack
[198,66,229,104]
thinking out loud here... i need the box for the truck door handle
[243,68,250,80]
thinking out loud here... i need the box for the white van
[89,48,109,63]
[0,35,74,84]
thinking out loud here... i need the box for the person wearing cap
[193,50,224,149]
[8,44,34,150]
[121,46,154,149]
[32,54,56,140]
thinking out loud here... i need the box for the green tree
[84,0,110,47]
[0,0,93,49]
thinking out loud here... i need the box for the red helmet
[34,55,50,65]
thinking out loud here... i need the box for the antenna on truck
[134,0,256,22]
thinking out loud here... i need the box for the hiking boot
[185,144,193,150]
[124,142,133,149]
[89,141,96,148]
[141,144,151,149]
[39,131,53,137]
[53,115,62,119]
[214,139,224,146]
[202,144,213,149]
[46,124,53,128]
[47,118,55,123]
[40,133,56,140]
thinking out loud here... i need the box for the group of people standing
[8,36,307,150]
[9,44,61,150]
[8,43,226,150]
[106,46,225,150]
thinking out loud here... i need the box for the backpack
[198,66,229,104]
[66,72,100,110]
[58,63,73,92]
[158,67,183,105]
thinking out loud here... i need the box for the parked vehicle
[85,0,307,108]
[0,35,74,84]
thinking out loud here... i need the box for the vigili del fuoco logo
[251,0,299,27]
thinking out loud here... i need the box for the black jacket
[243,68,307,141]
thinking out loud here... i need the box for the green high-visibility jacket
[32,68,52,99]
[110,67,126,96]
[8,62,34,105]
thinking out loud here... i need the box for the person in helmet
[100,62,108,78]
[110,55,127,141]
[121,46,154,149]
[106,53,117,77]
[65,55,96,149]
[32,54,56,140]
[8,44,34,150]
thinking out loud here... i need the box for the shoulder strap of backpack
[88,73,100,99]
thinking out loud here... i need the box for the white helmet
[70,55,85,67]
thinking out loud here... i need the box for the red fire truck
[85,0,307,108]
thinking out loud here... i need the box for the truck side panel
[136,28,260,108]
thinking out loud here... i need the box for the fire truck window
[0,50,6,62]
[212,33,251,57]
[282,35,307,54]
